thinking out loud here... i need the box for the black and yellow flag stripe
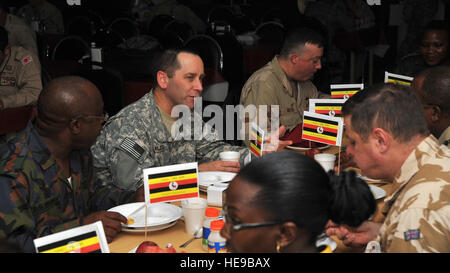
[147,168,199,203]
[37,231,101,253]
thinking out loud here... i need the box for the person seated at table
[0,76,144,253]
[239,27,330,147]
[411,66,450,148]
[0,1,38,55]
[17,0,65,34]
[396,20,449,78]
[91,49,292,191]
[0,26,42,111]
[326,83,450,252]
[220,150,376,253]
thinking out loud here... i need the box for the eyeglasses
[71,111,109,125]
[222,205,280,232]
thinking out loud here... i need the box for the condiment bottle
[202,208,220,251]
[208,220,226,253]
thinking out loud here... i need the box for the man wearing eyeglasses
[0,76,144,252]
[239,27,330,146]
[411,66,450,148]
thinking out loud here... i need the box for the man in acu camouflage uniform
[0,26,41,110]
[326,83,450,252]
[0,76,144,252]
[91,49,291,191]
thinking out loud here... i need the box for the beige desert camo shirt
[377,135,450,252]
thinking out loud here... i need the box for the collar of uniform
[270,56,296,97]
[438,126,450,146]
[25,121,59,171]
[381,135,439,215]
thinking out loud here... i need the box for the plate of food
[107,202,182,232]
[368,185,386,200]
[198,171,237,192]
[286,140,331,151]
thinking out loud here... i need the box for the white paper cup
[181,197,207,234]
[314,154,336,173]
[219,151,240,162]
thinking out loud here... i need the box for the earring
[276,242,281,253]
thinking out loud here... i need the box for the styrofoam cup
[181,198,207,234]
[219,151,240,162]
[314,154,336,173]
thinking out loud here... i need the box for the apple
[136,241,159,253]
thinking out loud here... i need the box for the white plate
[316,235,337,251]
[369,185,386,200]
[198,171,237,192]
[357,173,382,182]
[108,202,182,232]
[286,143,331,151]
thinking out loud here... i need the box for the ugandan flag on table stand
[309,99,347,118]
[143,162,199,204]
[384,71,413,86]
[302,111,344,147]
[330,84,363,99]
[249,123,264,157]
[34,221,109,253]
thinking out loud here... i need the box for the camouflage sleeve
[0,174,80,252]
[384,208,450,253]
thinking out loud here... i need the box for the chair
[123,80,153,105]
[184,34,223,72]
[146,14,175,39]
[51,35,90,61]
[158,31,184,50]
[109,17,140,40]
[207,5,236,25]
[65,15,103,41]
[255,21,285,45]
[163,19,196,43]
[92,28,126,48]
[76,64,125,116]
[0,105,35,135]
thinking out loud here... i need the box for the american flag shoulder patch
[120,137,145,161]
[404,229,420,241]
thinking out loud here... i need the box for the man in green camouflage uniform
[92,50,254,191]
[412,66,450,148]
[0,76,143,252]
[326,83,450,252]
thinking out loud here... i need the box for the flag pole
[144,203,148,241]
[337,146,341,175]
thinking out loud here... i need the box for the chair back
[124,80,153,105]
[184,34,223,72]
[255,21,285,44]
[146,14,175,39]
[93,28,126,48]
[51,35,90,61]
[0,105,35,135]
[163,20,195,43]
[109,17,140,40]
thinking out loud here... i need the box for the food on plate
[305,148,321,158]
[127,218,135,225]
[136,241,183,253]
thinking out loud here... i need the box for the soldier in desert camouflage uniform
[0,76,143,252]
[91,49,290,191]
[0,26,41,110]
[326,83,450,252]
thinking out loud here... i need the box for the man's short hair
[420,66,450,115]
[279,27,324,59]
[150,48,199,86]
[0,26,8,51]
[342,83,429,142]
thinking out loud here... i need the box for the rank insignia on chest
[0,76,16,86]
[404,229,420,241]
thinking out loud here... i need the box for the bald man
[0,76,144,253]
[412,66,450,147]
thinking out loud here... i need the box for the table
[108,145,390,253]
